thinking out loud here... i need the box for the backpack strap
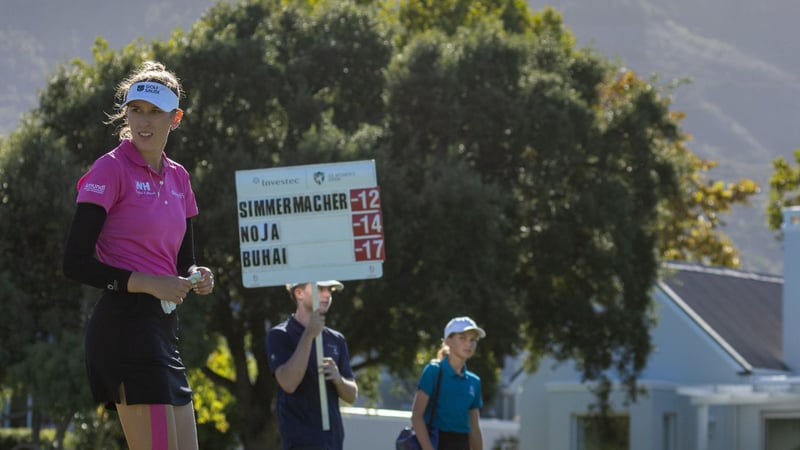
[426,363,444,428]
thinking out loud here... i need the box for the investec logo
[136,180,155,195]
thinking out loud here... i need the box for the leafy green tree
[654,112,759,267]
[0,123,90,445]
[8,331,93,449]
[379,5,754,430]
[0,125,84,365]
[393,0,533,37]
[767,149,800,232]
[382,11,663,411]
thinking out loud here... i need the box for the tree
[767,149,800,233]
[655,112,759,267]
[383,3,757,410]
[8,332,94,449]
[0,123,91,446]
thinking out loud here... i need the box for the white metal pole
[313,283,331,430]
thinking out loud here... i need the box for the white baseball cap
[122,81,180,112]
[444,316,486,339]
[285,280,344,292]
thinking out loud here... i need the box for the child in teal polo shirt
[411,316,486,450]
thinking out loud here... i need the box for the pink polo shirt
[76,139,199,276]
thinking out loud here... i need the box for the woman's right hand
[128,272,193,304]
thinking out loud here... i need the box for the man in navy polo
[267,280,358,450]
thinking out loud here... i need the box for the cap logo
[137,83,162,94]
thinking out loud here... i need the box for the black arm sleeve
[176,218,197,276]
[62,202,132,292]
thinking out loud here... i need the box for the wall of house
[783,207,800,373]
[518,370,696,450]
[516,207,800,450]
[636,387,696,450]
[734,402,800,449]
[643,289,749,383]
[516,358,550,448]
[648,288,762,450]
[517,286,751,450]
[706,405,738,450]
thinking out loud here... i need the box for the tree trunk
[239,371,279,450]
[54,419,69,448]
[30,405,41,447]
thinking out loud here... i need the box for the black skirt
[437,431,470,450]
[84,290,192,410]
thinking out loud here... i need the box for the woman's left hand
[188,267,215,295]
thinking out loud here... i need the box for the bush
[0,428,55,450]
[196,421,240,450]
[64,409,125,450]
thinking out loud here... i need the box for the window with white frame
[574,414,629,450]
[764,412,800,450]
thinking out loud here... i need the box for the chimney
[782,207,800,372]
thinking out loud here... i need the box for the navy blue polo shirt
[267,315,354,450]
[418,356,483,433]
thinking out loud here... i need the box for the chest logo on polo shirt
[135,180,156,196]
[326,344,339,358]
[170,189,185,199]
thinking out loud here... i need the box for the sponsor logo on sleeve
[83,183,106,195]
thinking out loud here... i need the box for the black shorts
[438,430,470,450]
[84,290,192,410]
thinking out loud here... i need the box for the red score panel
[351,187,385,261]
[350,187,381,212]
[354,238,385,261]
[352,212,383,237]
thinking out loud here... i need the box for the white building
[517,207,800,450]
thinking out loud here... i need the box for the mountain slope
[0,0,222,134]
[527,0,800,274]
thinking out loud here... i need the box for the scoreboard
[235,160,384,288]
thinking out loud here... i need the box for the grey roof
[659,262,785,372]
